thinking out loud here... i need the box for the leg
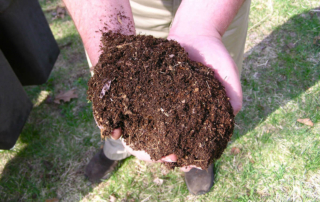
[222,0,251,76]
[130,0,181,38]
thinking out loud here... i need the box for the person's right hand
[165,34,242,172]
[167,34,243,116]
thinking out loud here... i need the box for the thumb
[110,128,122,140]
[161,154,178,162]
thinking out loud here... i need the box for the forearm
[63,0,135,66]
[170,0,245,38]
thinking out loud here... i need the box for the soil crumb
[87,31,234,169]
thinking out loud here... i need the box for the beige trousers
[90,0,251,160]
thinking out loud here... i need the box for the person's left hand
[110,128,178,163]
[110,129,200,171]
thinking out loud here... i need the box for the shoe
[184,164,214,195]
[85,149,119,183]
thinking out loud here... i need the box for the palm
[167,34,242,115]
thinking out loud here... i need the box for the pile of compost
[87,31,234,169]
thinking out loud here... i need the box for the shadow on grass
[212,9,320,199]
[0,19,100,200]
[233,9,320,140]
[213,9,320,200]
[0,8,319,202]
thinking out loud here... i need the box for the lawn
[0,0,319,201]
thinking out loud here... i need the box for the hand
[167,34,243,115]
[166,33,243,172]
[110,129,178,163]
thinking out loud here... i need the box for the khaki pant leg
[130,0,181,38]
[222,0,251,75]
[103,138,131,160]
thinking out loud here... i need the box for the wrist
[169,17,222,40]
[169,0,245,38]
[63,0,135,66]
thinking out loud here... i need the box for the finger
[180,165,202,172]
[180,166,192,172]
[121,138,177,163]
[121,139,154,161]
[161,154,178,162]
[111,128,122,140]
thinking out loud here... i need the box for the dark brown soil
[87,31,234,169]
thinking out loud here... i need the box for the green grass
[1,0,320,201]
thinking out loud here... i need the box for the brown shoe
[85,149,119,183]
[184,164,214,195]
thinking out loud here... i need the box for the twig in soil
[248,0,274,31]
[160,108,170,117]
[59,41,72,49]
[257,59,269,67]
[116,43,132,48]
[206,81,212,96]
[141,195,151,202]
[117,15,122,24]
[235,123,241,129]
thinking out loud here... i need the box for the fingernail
[164,159,174,162]
[163,157,175,162]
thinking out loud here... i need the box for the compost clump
[87,31,234,169]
